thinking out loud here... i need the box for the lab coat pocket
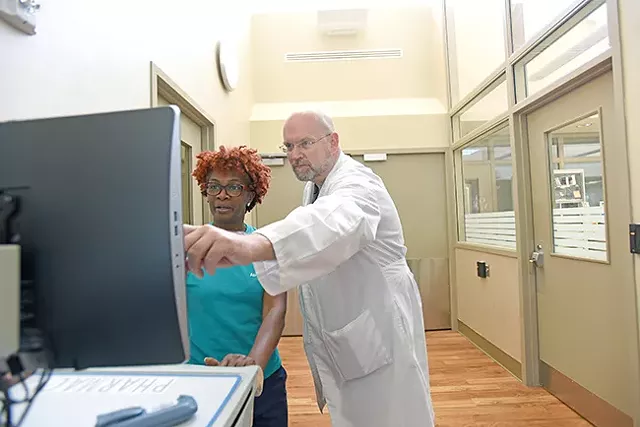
[322,309,393,382]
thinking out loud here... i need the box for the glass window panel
[564,142,601,158]
[494,164,514,180]
[494,145,512,161]
[563,162,605,206]
[510,0,581,50]
[516,3,609,102]
[445,0,506,105]
[459,126,516,249]
[550,138,561,159]
[456,80,509,138]
[462,146,489,161]
[548,114,607,261]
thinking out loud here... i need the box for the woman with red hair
[187,145,288,426]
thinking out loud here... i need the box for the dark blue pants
[253,366,288,427]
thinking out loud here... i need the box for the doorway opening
[150,62,216,225]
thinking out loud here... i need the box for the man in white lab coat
[184,111,435,427]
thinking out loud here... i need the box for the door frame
[150,62,217,224]
[513,55,640,427]
[512,54,616,387]
[517,67,640,427]
[347,148,453,331]
[250,152,288,229]
[511,55,640,426]
[340,146,459,332]
[511,0,640,393]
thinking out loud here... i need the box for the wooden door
[527,71,638,426]
[254,157,306,336]
[158,96,204,225]
[351,153,450,330]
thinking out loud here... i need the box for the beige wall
[251,7,446,104]
[0,0,253,147]
[455,248,522,361]
[251,114,449,153]
[248,5,448,151]
[618,0,640,401]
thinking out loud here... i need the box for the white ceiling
[248,0,439,14]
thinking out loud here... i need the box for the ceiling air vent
[284,48,403,63]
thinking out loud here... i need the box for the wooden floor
[279,330,592,426]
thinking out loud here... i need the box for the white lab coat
[253,152,435,427]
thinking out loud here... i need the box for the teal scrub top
[186,224,282,379]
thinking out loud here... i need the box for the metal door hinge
[630,224,640,254]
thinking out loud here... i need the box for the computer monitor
[0,107,189,370]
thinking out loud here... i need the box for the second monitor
[0,106,189,371]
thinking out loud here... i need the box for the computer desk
[6,363,261,427]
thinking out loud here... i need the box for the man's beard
[292,156,334,182]
[293,165,319,182]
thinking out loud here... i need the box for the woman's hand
[204,354,256,367]
[203,357,220,366]
[221,354,257,367]
[204,355,264,396]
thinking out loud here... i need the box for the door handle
[529,245,544,267]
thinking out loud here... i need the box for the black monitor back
[0,107,189,370]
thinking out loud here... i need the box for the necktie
[311,185,320,203]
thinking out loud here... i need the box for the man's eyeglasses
[204,183,245,197]
[280,133,331,153]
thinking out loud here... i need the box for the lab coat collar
[303,151,346,206]
[319,151,347,188]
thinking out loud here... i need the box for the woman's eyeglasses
[205,183,245,197]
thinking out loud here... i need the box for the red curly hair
[192,145,271,212]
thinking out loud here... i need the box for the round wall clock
[216,40,239,92]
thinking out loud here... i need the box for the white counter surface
[6,364,259,427]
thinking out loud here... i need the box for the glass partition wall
[446,0,612,252]
[445,4,640,424]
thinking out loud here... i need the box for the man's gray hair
[288,110,336,134]
[311,110,335,134]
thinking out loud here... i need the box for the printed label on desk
[45,376,177,395]
[9,371,244,427]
